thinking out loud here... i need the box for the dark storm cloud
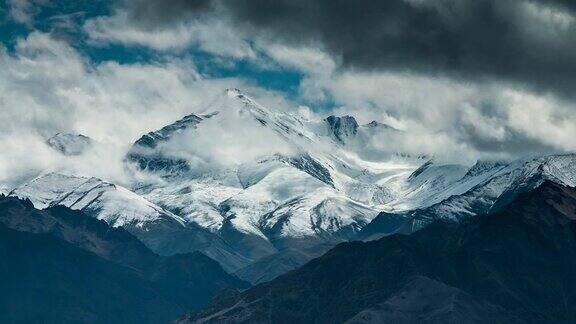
[121,0,576,98]
[539,0,576,11]
[124,0,212,27]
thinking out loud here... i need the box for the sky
[1,0,576,188]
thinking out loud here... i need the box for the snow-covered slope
[9,172,251,272]
[359,154,576,239]
[10,172,184,229]
[417,154,576,222]
[10,173,184,230]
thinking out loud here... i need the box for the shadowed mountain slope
[180,181,576,324]
[0,196,248,324]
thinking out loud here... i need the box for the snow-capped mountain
[9,172,251,272]
[123,89,416,262]
[10,172,185,229]
[46,133,93,155]
[358,154,576,240]
[422,154,576,221]
[8,88,576,282]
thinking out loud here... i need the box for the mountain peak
[132,113,204,149]
[463,160,507,179]
[363,120,401,132]
[225,88,242,98]
[325,115,359,144]
[208,88,268,115]
[46,133,92,156]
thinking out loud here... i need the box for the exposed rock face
[127,113,206,174]
[324,115,359,144]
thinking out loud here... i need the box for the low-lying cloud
[0,32,290,189]
[164,109,297,171]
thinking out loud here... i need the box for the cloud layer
[0,32,289,187]
[111,0,576,98]
[2,0,576,188]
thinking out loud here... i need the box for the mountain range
[8,89,576,286]
[178,180,576,323]
[2,88,576,323]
